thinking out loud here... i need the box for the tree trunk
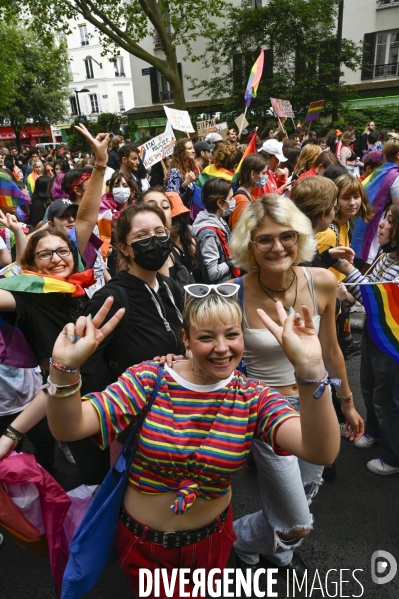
[13,126,22,152]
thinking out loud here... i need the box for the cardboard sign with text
[139,132,175,169]
[196,119,217,140]
[163,106,195,133]
[270,98,295,118]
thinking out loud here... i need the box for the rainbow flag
[232,132,258,184]
[0,270,95,297]
[0,172,31,207]
[244,49,264,108]
[196,164,233,189]
[361,282,399,364]
[305,100,324,123]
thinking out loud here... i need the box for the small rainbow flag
[360,282,399,364]
[305,100,324,123]
[0,270,95,297]
[244,49,264,108]
[232,132,258,184]
[0,171,31,207]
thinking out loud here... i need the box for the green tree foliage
[0,23,70,149]
[0,0,228,110]
[66,114,138,150]
[334,104,399,135]
[189,0,362,123]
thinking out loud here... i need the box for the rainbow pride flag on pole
[244,49,264,108]
[0,171,31,207]
[305,100,324,123]
[360,282,399,364]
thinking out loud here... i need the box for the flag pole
[238,106,248,137]
[291,117,296,131]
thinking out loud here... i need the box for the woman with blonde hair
[338,131,362,176]
[293,144,321,179]
[26,159,44,196]
[229,194,360,575]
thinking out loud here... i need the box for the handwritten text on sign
[139,132,175,169]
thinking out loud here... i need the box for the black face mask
[131,235,172,271]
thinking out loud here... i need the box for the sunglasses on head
[184,283,240,298]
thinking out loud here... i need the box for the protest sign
[163,106,194,133]
[139,133,175,169]
[235,113,249,133]
[270,98,295,118]
[197,119,217,140]
[216,122,228,132]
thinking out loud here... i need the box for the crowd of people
[0,117,398,596]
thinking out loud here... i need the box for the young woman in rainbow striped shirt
[334,203,399,475]
[46,283,340,597]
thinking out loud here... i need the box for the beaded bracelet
[337,393,354,404]
[93,163,107,174]
[49,358,80,374]
[294,370,341,399]
[46,376,82,397]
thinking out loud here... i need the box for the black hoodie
[81,271,184,394]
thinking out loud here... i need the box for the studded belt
[120,506,229,548]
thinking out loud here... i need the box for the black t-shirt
[2,292,86,364]
[80,271,185,394]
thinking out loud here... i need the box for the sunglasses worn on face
[184,283,240,298]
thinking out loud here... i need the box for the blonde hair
[382,138,399,163]
[230,194,317,272]
[183,293,242,336]
[294,144,322,175]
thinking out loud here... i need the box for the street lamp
[74,88,90,116]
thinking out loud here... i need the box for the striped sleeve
[343,267,368,303]
[344,254,399,303]
[255,388,299,456]
[83,362,159,449]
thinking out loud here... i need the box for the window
[84,57,94,79]
[89,93,99,113]
[378,0,399,6]
[158,72,173,102]
[117,91,125,111]
[149,63,182,103]
[362,30,399,79]
[115,56,125,77]
[79,24,89,46]
[69,96,78,115]
[241,0,262,6]
[68,61,73,81]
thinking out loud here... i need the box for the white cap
[258,139,288,162]
[205,132,223,143]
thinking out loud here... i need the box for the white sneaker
[354,434,379,449]
[59,442,76,465]
[367,458,399,475]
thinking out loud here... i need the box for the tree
[189,0,362,123]
[0,0,228,110]
[0,23,70,150]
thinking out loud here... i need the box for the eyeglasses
[184,283,240,298]
[35,246,71,261]
[251,230,299,252]
[131,230,170,247]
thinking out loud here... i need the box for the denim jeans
[361,325,399,467]
[233,394,323,567]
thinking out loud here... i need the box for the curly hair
[169,138,196,177]
[230,194,317,272]
[212,144,237,170]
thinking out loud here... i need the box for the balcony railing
[374,61,399,78]
[377,0,399,7]
[160,90,173,102]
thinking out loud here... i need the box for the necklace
[258,268,296,293]
[258,270,298,313]
[191,360,213,379]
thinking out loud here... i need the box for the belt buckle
[162,531,177,548]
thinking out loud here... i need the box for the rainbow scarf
[0,269,95,298]
[244,49,264,108]
[352,163,399,261]
[361,282,399,364]
[232,133,257,184]
[0,172,31,207]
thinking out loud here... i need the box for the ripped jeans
[233,394,323,567]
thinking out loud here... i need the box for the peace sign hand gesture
[52,296,125,370]
[257,302,325,378]
[74,123,111,166]
[0,210,25,234]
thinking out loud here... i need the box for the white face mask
[112,187,130,204]
[118,143,124,149]
[222,198,236,217]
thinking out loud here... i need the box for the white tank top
[241,267,321,387]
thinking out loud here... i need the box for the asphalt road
[1,335,399,599]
